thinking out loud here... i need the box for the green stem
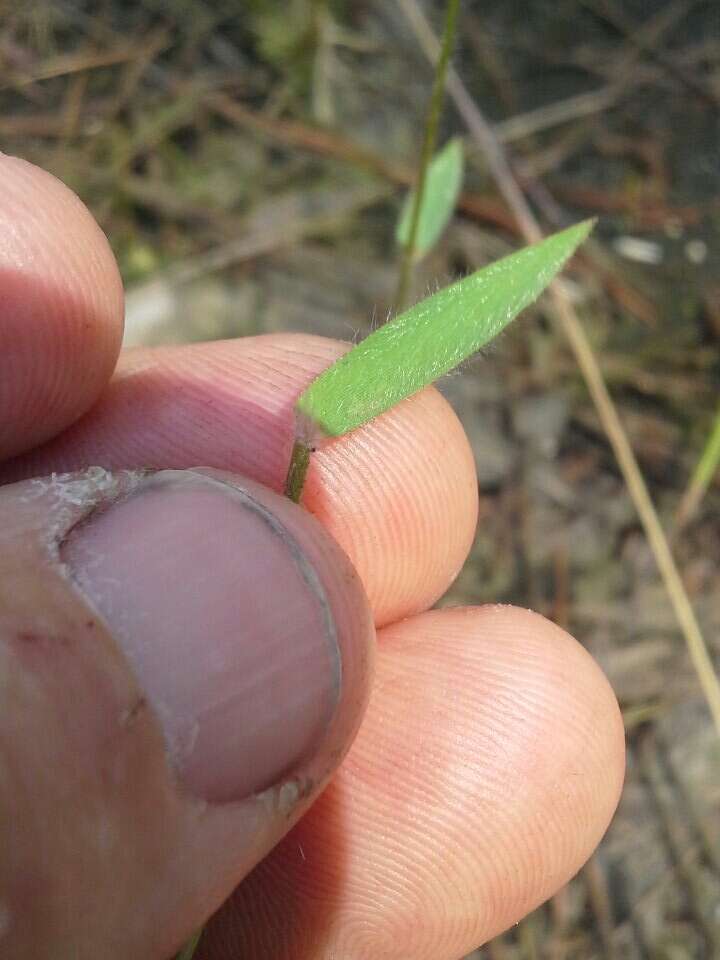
[175,927,203,960]
[676,400,720,529]
[284,439,312,503]
[393,0,460,312]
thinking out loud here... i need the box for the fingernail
[61,471,341,803]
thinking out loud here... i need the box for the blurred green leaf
[677,401,720,528]
[395,137,464,260]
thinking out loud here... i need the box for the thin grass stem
[284,439,312,503]
[393,0,460,312]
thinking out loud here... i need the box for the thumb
[0,467,374,959]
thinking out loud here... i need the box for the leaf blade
[297,219,594,439]
[395,138,464,259]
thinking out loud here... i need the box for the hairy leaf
[297,219,594,440]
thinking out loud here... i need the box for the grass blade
[296,219,593,440]
[675,401,720,530]
[395,137,464,259]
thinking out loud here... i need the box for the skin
[0,155,625,959]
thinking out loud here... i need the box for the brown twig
[584,855,617,959]
[545,182,707,229]
[548,884,571,960]
[58,74,88,141]
[0,35,169,91]
[494,85,623,144]
[581,0,719,107]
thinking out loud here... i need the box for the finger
[0,156,123,459]
[0,467,373,959]
[197,606,625,959]
[3,335,479,627]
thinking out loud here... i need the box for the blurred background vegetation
[1,0,719,957]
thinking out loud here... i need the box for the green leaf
[395,138,464,260]
[297,219,594,440]
[676,400,720,527]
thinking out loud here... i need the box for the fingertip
[478,603,626,806]
[305,376,480,626]
[350,605,626,945]
[0,155,123,458]
[196,603,625,959]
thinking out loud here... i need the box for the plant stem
[174,927,203,960]
[675,400,720,531]
[399,0,720,737]
[393,0,460,313]
[284,439,312,503]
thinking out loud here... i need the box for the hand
[0,155,624,960]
